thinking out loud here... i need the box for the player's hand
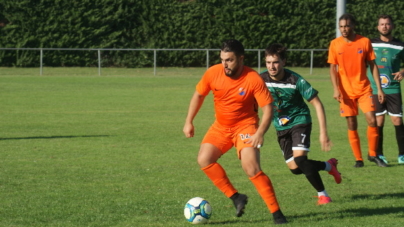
[378,90,385,104]
[320,134,332,152]
[392,71,404,82]
[333,90,341,102]
[246,133,264,149]
[183,123,195,138]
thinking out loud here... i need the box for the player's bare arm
[309,96,332,152]
[247,104,273,148]
[368,60,385,104]
[183,91,206,138]
[329,64,341,102]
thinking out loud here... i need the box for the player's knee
[294,156,308,168]
[290,168,303,175]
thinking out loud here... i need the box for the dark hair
[378,14,394,25]
[264,43,287,60]
[221,39,245,57]
[339,13,357,26]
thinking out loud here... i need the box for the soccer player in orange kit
[183,39,287,224]
[328,13,386,167]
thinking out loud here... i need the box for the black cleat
[353,160,364,168]
[272,210,288,224]
[231,193,248,217]
[368,155,387,167]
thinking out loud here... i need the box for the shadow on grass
[208,219,268,225]
[0,135,110,140]
[290,206,404,222]
[351,192,404,200]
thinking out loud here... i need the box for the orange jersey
[196,64,273,127]
[328,35,376,98]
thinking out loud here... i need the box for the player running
[260,43,341,205]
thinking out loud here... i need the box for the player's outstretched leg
[327,158,342,184]
[230,193,248,217]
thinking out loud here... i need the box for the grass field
[0,67,403,227]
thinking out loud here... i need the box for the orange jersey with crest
[328,35,376,98]
[196,64,273,127]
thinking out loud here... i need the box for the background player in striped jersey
[368,14,404,165]
[260,43,341,205]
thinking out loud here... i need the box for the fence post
[310,50,314,75]
[98,50,101,76]
[206,49,209,69]
[40,48,43,75]
[154,49,157,75]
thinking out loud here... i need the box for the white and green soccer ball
[183,197,212,224]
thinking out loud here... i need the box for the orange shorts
[202,121,259,159]
[339,92,375,117]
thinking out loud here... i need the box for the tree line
[0,0,403,67]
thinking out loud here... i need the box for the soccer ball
[183,197,212,224]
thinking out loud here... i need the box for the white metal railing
[0,48,328,75]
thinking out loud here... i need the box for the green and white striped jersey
[260,69,318,131]
[368,37,404,95]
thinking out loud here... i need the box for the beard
[380,31,392,37]
[224,65,240,78]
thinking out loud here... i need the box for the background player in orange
[183,39,287,224]
[328,13,386,168]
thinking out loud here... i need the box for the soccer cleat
[398,155,404,164]
[317,195,332,205]
[378,155,388,164]
[327,158,342,184]
[231,193,248,217]
[353,160,364,168]
[368,155,387,167]
[272,210,288,224]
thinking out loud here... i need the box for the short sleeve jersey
[260,69,318,131]
[367,37,404,95]
[196,64,273,127]
[327,35,376,98]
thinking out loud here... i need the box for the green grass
[0,67,403,227]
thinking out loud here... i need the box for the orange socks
[348,130,363,161]
[249,171,280,213]
[367,126,378,157]
[201,163,237,198]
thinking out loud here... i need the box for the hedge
[1,0,403,67]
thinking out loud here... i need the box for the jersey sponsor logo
[380,57,388,63]
[377,65,392,70]
[382,49,389,55]
[380,74,390,88]
[357,48,363,54]
[278,116,290,126]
